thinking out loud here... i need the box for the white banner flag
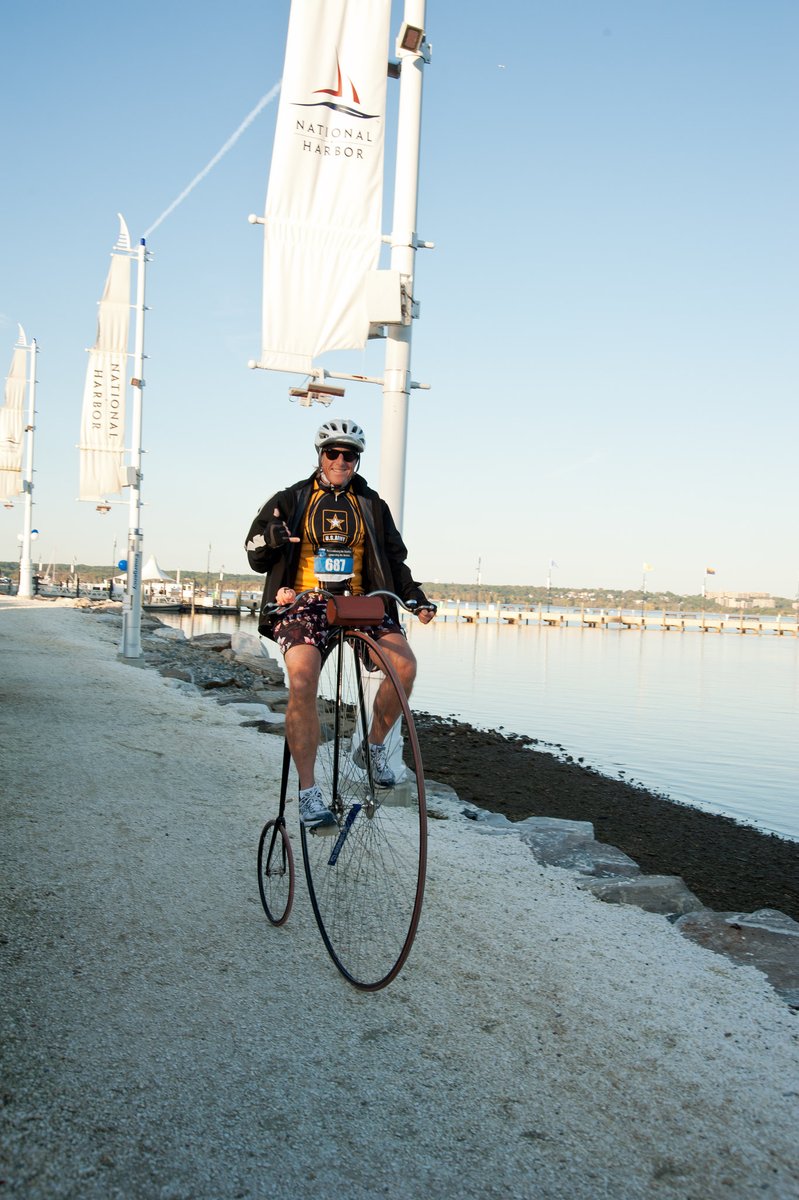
[0,346,27,499]
[79,251,131,500]
[259,0,391,374]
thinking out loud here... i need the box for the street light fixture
[398,22,425,53]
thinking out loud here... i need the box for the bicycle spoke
[301,631,427,990]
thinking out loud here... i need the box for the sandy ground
[1,596,798,1200]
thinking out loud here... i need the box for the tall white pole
[17,334,38,599]
[379,0,428,532]
[120,238,147,659]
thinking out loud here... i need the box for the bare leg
[283,644,322,790]
[369,632,417,745]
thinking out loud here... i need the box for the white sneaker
[299,785,338,835]
[352,741,396,788]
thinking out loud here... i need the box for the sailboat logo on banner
[295,53,379,120]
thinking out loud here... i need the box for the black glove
[266,507,294,550]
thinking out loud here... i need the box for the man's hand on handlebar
[273,588,436,622]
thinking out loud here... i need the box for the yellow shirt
[294,482,366,594]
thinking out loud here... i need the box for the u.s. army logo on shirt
[322,509,349,544]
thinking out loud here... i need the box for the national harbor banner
[0,345,27,500]
[259,0,391,374]
[78,251,131,500]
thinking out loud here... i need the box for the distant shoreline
[3,570,798,617]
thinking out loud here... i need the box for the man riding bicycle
[245,418,436,834]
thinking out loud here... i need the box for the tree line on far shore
[422,583,797,615]
[2,561,796,615]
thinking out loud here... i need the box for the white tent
[141,556,175,582]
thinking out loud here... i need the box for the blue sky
[1,0,797,596]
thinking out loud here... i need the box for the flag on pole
[705,566,716,575]
[258,0,391,374]
[642,562,654,572]
[0,343,27,499]
[78,251,131,500]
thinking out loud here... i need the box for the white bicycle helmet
[314,418,366,454]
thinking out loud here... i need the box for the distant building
[706,591,773,610]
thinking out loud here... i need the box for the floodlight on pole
[398,22,425,53]
[289,381,346,408]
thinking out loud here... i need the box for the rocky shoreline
[413,714,799,921]
[91,602,799,1007]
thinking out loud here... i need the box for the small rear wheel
[257,818,295,926]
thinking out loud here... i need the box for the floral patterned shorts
[272,595,403,657]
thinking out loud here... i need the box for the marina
[156,604,799,843]
[428,601,799,636]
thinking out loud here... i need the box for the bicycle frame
[257,586,431,988]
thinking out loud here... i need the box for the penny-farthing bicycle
[257,557,429,991]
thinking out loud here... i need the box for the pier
[434,602,799,636]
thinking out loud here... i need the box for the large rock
[423,779,462,821]
[516,816,641,878]
[241,713,287,735]
[580,874,705,915]
[519,814,595,845]
[148,626,187,642]
[191,633,231,650]
[230,630,268,657]
[160,665,193,683]
[231,651,284,681]
[424,780,461,806]
[676,908,799,1007]
[230,703,275,720]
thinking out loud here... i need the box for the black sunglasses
[322,447,358,463]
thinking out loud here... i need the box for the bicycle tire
[300,629,427,990]
[257,818,295,926]
[257,739,295,926]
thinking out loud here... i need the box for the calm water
[158,610,799,842]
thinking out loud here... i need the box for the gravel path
[1,597,797,1200]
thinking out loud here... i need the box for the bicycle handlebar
[265,587,436,618]
[367,590,437,615]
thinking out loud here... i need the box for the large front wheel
[300,630,427,990]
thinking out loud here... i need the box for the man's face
[320,445,358,487]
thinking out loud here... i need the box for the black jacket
[244,471,430,638]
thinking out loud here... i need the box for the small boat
[143,599,184,612]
